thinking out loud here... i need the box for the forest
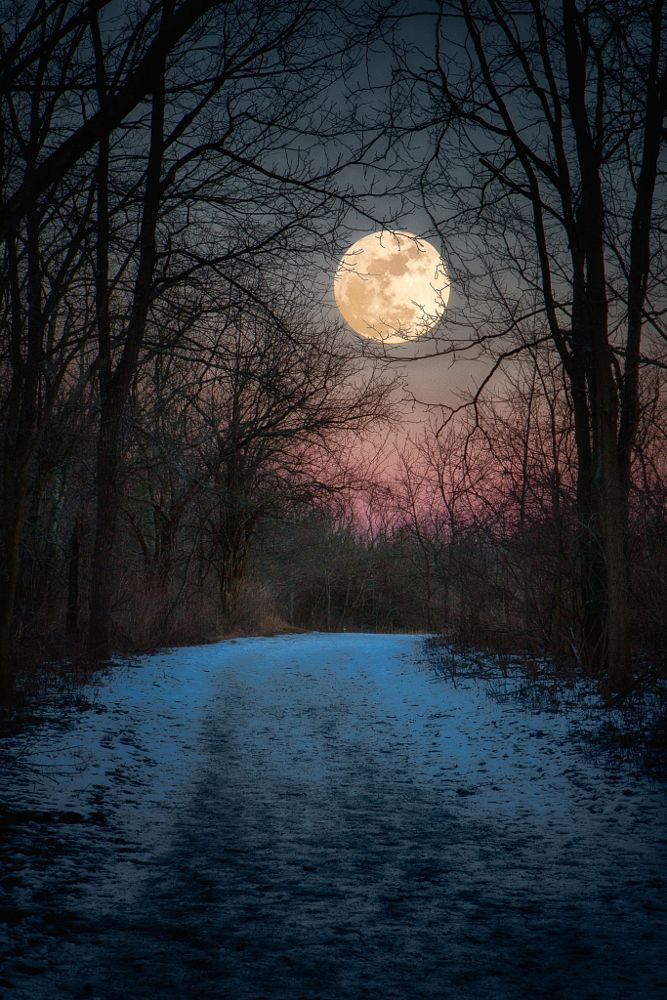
[0,0,665,701]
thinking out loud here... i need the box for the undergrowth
[424,635,667,780]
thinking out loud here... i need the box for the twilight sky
[307,1,496,416]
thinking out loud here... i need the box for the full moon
[334,230,450,343]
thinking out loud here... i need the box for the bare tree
[177,292,397,623]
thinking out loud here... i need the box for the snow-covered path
[1,633,665,998]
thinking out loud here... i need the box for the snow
[1,633,665,998]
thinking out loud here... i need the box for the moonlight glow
[334,230,450,343]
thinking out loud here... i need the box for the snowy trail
[1,633,665,998]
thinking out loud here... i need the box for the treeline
[248,349,666,672]
[385,355,666,668]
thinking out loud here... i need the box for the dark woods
[0,0,398,698]
[0,0,665,702]
[389,0,666,691]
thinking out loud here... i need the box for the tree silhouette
[391,0,666,687]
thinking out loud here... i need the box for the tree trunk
[87,18,166,658]
[0,215,43,694]
[563,0,635,690]
[218,518,252,623]
[0,489,27,698]
[594,381,632,692]
[569,368,631,688]
[66,516,81,640]
[88,400,124,658]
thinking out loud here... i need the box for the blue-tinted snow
[1,633,665,998]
